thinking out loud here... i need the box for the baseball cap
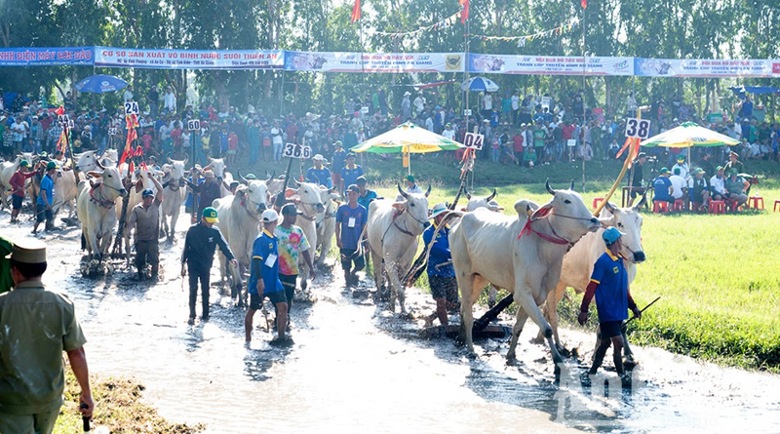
[281,203,301,216]
[716,165,724,171]
[406,175,415,182]
[355,176,367,185]
[262,209,279,222]
[20,160,29,167]
[142,189,155,198]
[202,207,219,223]
[346,152,356,159]
[46,161,57,170]
[346,184,360,193]
[659,167,669,174]
[677,155,685,161]
[602,227,625,245]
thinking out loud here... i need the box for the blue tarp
[730,86,780,98]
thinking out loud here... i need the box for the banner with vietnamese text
[0,47,93,66]
[284,51,464,73]
[468,54,635,76]
[93,46,284,70]
[634,58,778,78]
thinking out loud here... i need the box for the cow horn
[397,183,409,199]
[266,171,275,182]
[545,178,556,195]
[237,169,248,184]
[183,153,189,166]
[569,180,575,191]
[96,158,105,170]
[294,179,302,187]
[464,187,472,200]
[634,191,648,211]
[424,184,431,198]
[486,188,497,202]
[167,157,174,164]
[605,201,617,213]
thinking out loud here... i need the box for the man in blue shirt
[578,227,641,379]
[306,154,332,188]
[335,184,367,288]
[340,153,363,195]
[652,167,673,205]
[244,209,291,345]
[422,203,458,329]
[355,176,377,210]
[33,161,57,234]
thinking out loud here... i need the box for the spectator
[147,86,159,117]
[627,153,648,207]
[405,175,423,194]
[652,167,674,205]
[709,166,727,200]
[331,141,347,194]
[671,155,691,187]
[0,239,94,433]
[123,85,133,103]
[163,86,177,114]
[306,154,333,188]
[690,168,711,211]
[669,167,687,201]
[355,176,378,210]
[270,119,284,161]
[724,169,749,209]
[340,152,363,194]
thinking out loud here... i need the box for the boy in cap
[306,154,333,188]
[245,209,292,345]
[335,184,368,288]
[355,176,378,210]
[422,203,459,330]
[405,175,423,194]
[0,239,94,432]
[181,207,237,324]
[578,227,641,381]
[32,161,58,234]
[128,172,164,280]
[9,160,36,223]
[276,203,316,313]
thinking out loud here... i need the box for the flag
[55,106,65,116]
[57,129,67,154]
[581,0,587,9]
[459,0,469,23]
[120,114,139,167]
[350,0,361,23]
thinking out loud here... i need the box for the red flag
[350,0,361,23]
[581,0,587,9]
[459,0,469,23]
[120,114,139,166]
[55,106,65,116]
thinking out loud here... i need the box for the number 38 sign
[282,143,312,159]
[625,118,651,139]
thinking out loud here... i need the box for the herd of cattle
[0,151,648,369]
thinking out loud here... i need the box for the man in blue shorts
[244,209,291,345]
[578,227,642,378]
[422,203,459,329]
[335,184,367,288]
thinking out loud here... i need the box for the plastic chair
[673,199,686,212]
[708,200,725,215]
[774,200,780,212]
[592,197,605,210]
[652,201,669,214]
[748,196,764,210]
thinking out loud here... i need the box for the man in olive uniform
[0,239,94,433]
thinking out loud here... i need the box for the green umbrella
[352,122,464,174]
[640,122,740,148]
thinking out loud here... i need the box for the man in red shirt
[9,160,37,223]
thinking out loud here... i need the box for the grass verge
[55,365,204,433]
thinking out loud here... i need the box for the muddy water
[5,217,780,433]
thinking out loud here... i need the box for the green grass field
[342,154,780,372]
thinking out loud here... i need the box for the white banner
[468,54,634,76]
[93,46,284,69]
[284,51,464,73]
[634,58,779,78]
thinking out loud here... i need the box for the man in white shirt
[709,166,727,200]
[163,86,177,114]
[413,93,425,115]
[123,85,134,102]
[671,155,692,187]
[669,167,687,200]
[511,92,520,125]
[442,123,456,140]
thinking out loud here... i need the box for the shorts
[599,320,623,338]
[428,275,459,304]
[249,290,287,309]
[11,195,23,210]
[36,204,52,223]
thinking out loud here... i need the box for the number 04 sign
[463,132,484,150]
[282,143,312,159]
[625,118,651,139]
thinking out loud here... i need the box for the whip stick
[274,156,295,208]
[622,296,661,330]
[593,109,643,217]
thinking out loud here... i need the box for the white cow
[463,187,497,212]
[160,158,188,241]
[0,153,34,209]
[540,198,647,353]
[76,161,127,261]
[51,168,79,219]
[288,180,325,290]
[213,176,271,304]
[315,189,340,267]
[204,157,233,197]
[367,184,431,314]
[449,180,600,367]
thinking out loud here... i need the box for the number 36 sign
[625,117,651,139]
[282,143,312,159]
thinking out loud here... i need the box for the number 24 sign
[625,118,651,139]
[282,143,312,159]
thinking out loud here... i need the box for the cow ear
[605,202,618,214]
[87,171,102,178]
[285,188,296,198]
[392,201,406,212]
[531,204,552,219]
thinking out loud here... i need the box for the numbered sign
[625,117,651,139]
[108,127,118,136]
[463,109,473,116]
[282,143,312,159]
[67,120,75,129]
[463,132,484,150]
[360,106,370,114]
[58,114,70,127]
[187,119,201,131]
[124,101,140,116]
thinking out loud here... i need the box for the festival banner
[634,58,779,78]
[284,51,464,73]
[0,47,93,66]
[468,54,634,76]
[93,46,284,70]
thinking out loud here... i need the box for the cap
[202,207,219,223]
[9,239,46,264]
[281,203,302,216]
[20,160,29,167]
[636,152,647,159]
[602,227,625,245]
[346,184,360,193]
[487,200,504,212]
[262,209,279,222]
[313,154,327,162]
[142,189,155,198]
[334,140,343,147]
[659,167,669,174]
[404,91,411,96]
[355,176,367,185]
[346,152,356,159]
[729,168,739,176]
[716,165,724,171]
[694,167,705,174]
[677,155,685,161]
[729,151,739,157]
[406,175,415,183]
[429,203,448,220]
[46,161,57,170]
